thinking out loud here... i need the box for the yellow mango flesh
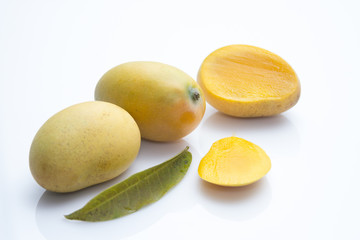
[95,61,206,142]
[198,137,271,186]
[198,45,300,117]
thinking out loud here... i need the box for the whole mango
[95,61,206,142]
[29,101,141,193]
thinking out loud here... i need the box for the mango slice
[198,44,300,117]
[198,137,271,186]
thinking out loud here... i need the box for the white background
[1,0,360,239]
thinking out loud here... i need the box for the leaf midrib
[77,152,186,216]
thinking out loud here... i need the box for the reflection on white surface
[36,189,167,240]
[35,139,199,240]
[136,139,191,167]
[197,178,272,221]
[33,109,297,239]
[198,111,300,158]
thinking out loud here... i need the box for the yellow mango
[198,44,300,117]
[198,137,271,186]
[95,61,206,142]
[29,101,141,192]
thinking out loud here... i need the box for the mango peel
[29,101,141,192]
[95,61,206,142]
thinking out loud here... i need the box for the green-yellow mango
[29,101,141,193]
[95,61,206,142]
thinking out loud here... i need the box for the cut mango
[198,44,300,117]
[198,137,271,186]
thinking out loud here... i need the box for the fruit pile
[29,44,300,221]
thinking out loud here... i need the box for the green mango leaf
[65,146,192,222]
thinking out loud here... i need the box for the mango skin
[29,101,141,193]
[95,61,206,142]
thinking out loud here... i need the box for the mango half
[95,61,206,142]
[29,101,141,193]
[198,44,300,117]
[198,137,271,186]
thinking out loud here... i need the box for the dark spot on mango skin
[188,86,201,103]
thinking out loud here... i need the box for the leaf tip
[64,211,79,221]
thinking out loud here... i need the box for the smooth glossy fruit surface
[29,101,141,193]
[198,136,271,186]
[95,61,206,142]
[198,44,300,117]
